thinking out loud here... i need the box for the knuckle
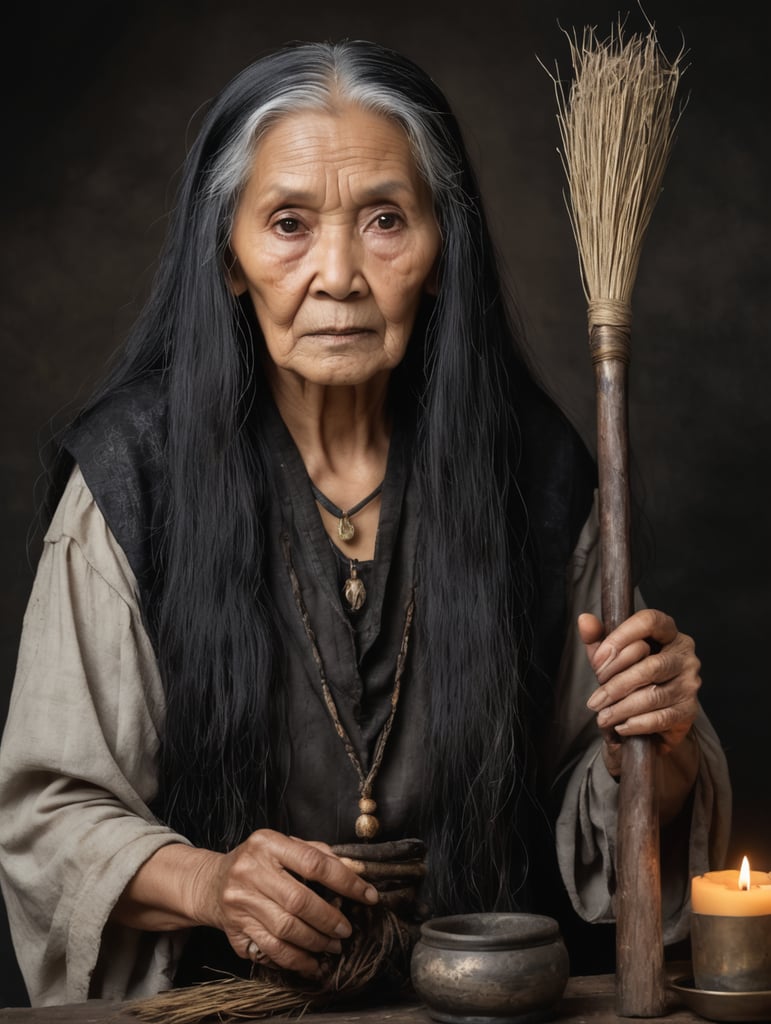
[656,651,681,680]
[649,684,666,709]
[272,909,298,941]
[221,882,243,910]
[293,844,328,878]
[245,829,273,855]
[655,706,680,732]
[283,885,308,917]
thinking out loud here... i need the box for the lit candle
[690,857,771,993]
[691,856,771,916]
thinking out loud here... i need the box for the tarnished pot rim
[418,912,561,951]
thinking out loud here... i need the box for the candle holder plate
[670,976,771,1022]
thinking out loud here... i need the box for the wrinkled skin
[579,607,702,776]
[199,832,376,975]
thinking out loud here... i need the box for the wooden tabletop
[0,970,712,1023]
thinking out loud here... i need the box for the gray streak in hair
[204,43,461,234]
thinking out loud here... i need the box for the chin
[301,358,397,389]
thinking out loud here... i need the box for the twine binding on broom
[127,840,427,1024]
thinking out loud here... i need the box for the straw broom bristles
[548,17,686,328]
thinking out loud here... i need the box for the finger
[246,940,274,967]
[229,882,343,975]
[237,833,375,942]
[215,839,351,965]
[597,682,697,737]
[282,835,379,907]
[240,927,326,978]
[587,649,659,711]
[588,637,655,690]
[248,889,346,954]
[590,632,701,714]
[280,839,382,905]
[229,864,351,951]
[591,609,678,675]
[577,612,605,647]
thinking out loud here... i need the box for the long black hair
[45,40,566,915]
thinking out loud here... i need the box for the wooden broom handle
[591,326,665,1016]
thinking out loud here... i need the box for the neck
[268,371,392,481]
[268,371,392,562]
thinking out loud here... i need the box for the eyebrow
[354,179,415,202]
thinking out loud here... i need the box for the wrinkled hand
[190,829,379,978]
[578,608,701,777]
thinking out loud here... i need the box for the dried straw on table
[128,976,317,1024]
[128,904,412,1024]
[546,17,686,1018]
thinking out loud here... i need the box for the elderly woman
[0,40,729,1007]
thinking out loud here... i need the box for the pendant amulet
[344,575,366,611]
[338,515,355,541]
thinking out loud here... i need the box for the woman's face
[228,104,441,389]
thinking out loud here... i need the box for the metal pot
[410,912,569,1023]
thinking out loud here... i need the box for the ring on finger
[247,940,272,965]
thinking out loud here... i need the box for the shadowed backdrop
[1,0,768,1007]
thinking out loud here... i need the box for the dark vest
[62,373,596,687]
[62,372,599,981]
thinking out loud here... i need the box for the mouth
[307,327,374,337]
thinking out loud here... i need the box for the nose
[310,226,368,300]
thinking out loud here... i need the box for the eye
[374,212,402,230]
[274,216,303,235]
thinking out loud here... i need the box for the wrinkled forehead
[242,94,434,196]
[237,105,435,219]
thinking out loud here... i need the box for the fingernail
[598,709,611,726]
[334,921,352,938]
[364,885,379,904]
[587,689,606,711]
[326,939,342,954]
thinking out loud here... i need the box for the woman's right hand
[113,829,380,978]
[186,829,380,977]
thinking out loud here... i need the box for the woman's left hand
[578,608,701,777]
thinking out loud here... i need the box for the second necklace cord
[281,532,415,840]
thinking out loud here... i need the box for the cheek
[374,256,434,324]
[247,264,307,323]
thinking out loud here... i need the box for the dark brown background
[1,0,768,1007]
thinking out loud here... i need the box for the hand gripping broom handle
[591,323,665,1016]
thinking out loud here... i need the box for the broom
[547,15,686,1017]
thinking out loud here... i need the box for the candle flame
[739,856,751,891]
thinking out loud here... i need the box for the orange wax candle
[691,857,771,916]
